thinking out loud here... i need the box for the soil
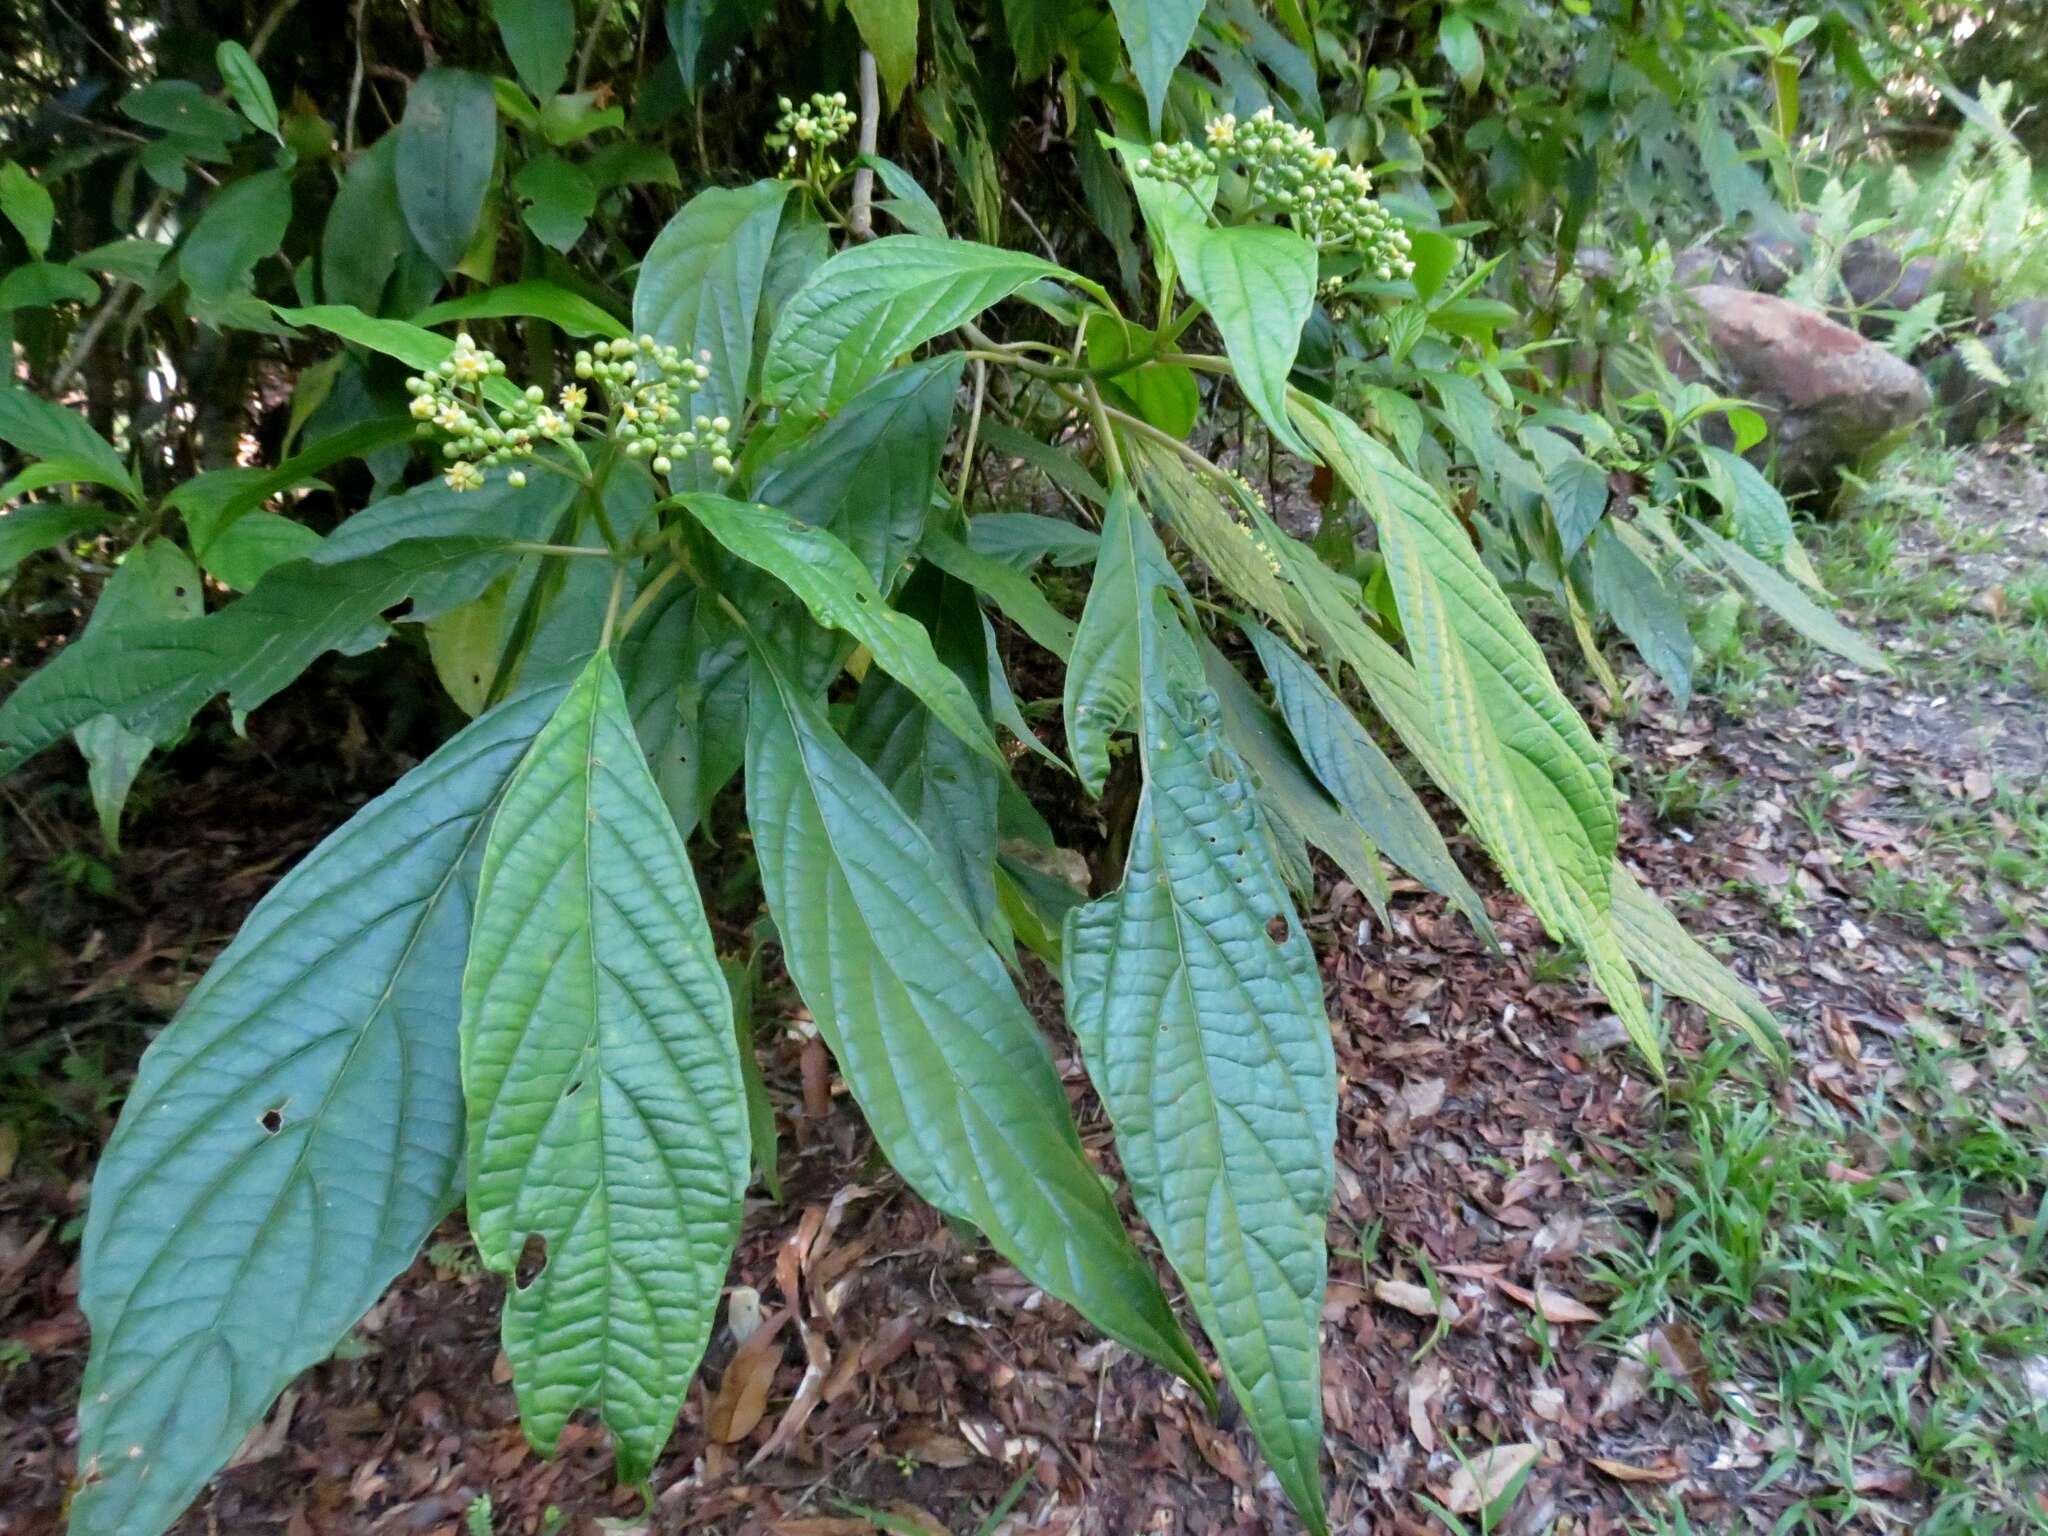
[1,445,2042,1536]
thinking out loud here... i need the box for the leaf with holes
[462,651,748,1483]
[744,643,1210,1401]
[67,681,566,1536]
[1061,489,1335,1536]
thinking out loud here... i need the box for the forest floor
[1,439,2044,1536]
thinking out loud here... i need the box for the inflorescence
[765,90,856,179]
[407,333,735,492]
[1136,107,1415,280]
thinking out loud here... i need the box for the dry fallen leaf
[1497,1279,1602,1325]
[226,1388,297,1468]
[1590,1454,1682,1483]
[1438,1442,1540,1515]
[1400,1077,1446,1119]
[1374,1278,1457,1321]
[1528,1387,1566,1423]
[1407,1361,1451,1452]
[707,1308,789,1443]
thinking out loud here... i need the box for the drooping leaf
[1061,490,1334,1536]
[425,574,513,715]
[68,681,568,1536]
[0,387,142,505]
[1609,862,1783,1059]
[743,646,1210,1399]
[751,355,959,586]
[1521,425,1610,561]
[463,651,747,1483]
[634,180,792,443]
[0,161,54,257]
[495,0,577,100]
[847,0,919,105]
[0,501,114,571]
[273,303,526,409]
[679,493,1003,767]
[321,134,409,312]
[1106,0,1201,132]
[919,527,1076,660]
[964,505,1103,564]
[1063,484,1149,794]
[1242,620,1495,941]
[1171,222,1318,460]
[1699,445,1792,561]
[860,153,946,238]
[396,69,499,272]
[414,279,627,338]
[512,153,597,252]
[1588,524,1693,708]
[1689,517,1887,671]
[761,236,1076,415]
[0,537,520,775]
[1438,11,1484,90]
[617,581,749,839]
[0,261,101,310]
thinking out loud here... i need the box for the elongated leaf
[0,387,141,505]
[274,303,526,409]
[0,501,114,570]
[1699,445,1792,561]
[847,0,918,104]
[1609,862,1782,1059]
[680,493,1002,767]
[1063,484,1149,794]
[752,355,959,586]
[1128,436,1304,639]
[743,648,1209,1398]
[463,652,746,1482]
[69,681,567,1536]
[634,180,791,443]
[0,537,517,774]
[0,161,54,257]
[397,69,498,272]
[1242,620,1494,941]
[1690,518,1887,671]
[965,505,1102,564]
[1588,525,1692,708]
[919,527,1075,659]
[1522,425,1610,561]
[496,0,577,100]
[1107,0,1201,132]
[321,134,408,312]
[974,422,1108,511]
[415,280,626,338]
[215,41,280,140]
[0,261,100,309]
[762,236,1072,415]
[1061,491,1333,1536]
[1292,395,1617,895]
[1174,224,1317,460]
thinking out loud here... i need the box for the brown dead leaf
[226,1388,298,1468]
[1590,1454,1682,1483]
[1374,1278,1457,1321]
[1497,1279,1601,1325]
[1407,1361,1450,1453]
[747,1318,831,1467]
[1400,1077,1445,1119]
[707,1308,789,1443]
[1437,1443,1540,1515]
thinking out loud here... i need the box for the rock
[1674,245,1740,287]
[1932,299,2048,440]
[1839,235,1905,308]
[1741,229,1805,294]
[1891,256,1937,313]
[1690,285,1931,482]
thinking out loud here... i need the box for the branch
[849,50,880,239]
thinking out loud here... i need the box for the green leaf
[1060,490,1333,1536]
[538,90,623,146]
[180,168,294,302]
[1126,437,1304,639]
[0,387,141,505]
[1699,445,1792,561]
[1242,620,1495,942]
[1063,484,1150,794]
[321,134,409,312]
[397,69,499,272]
[1439,11,1484,90]
[965,504,1102,564]
[1292,396,1617,894]
[68,680,568,1536]
[1087,313,1198,438]
[1588,525,1692,708]
[972,423,1108,511]
[0,259,99,310]
[1173,223,1318,460]
[919,527,1076,660]
[860,154,946,238]
[0,500,114,570]
[1521,426,1610,561]
[512,152,596,252]
[761,236,1073,415]
[71,237,173,283]
[495,0,577,100]
[743,646,1210,1398]
[463,651,747,1483]
[679,493,1003,768]
[121,79,247,145]
[634,180,792,442]
[274,303,526,409]
[414,279,625,337]
[426,574,512,715]
[70,541,204,847]
[751,354,959,586]
[1106,0,1201,132]
[848,0,919,105]
[0,536,521,775]
[617,583,748,838]
[165,416,418,567]
[215,41,281,141]
[1688,517,1888,672]
[1610,862,1783,1060]
[0,162,54,257]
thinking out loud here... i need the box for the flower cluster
[407,334,577,492]
[1219,468,1285,577]
[766,90,856,176]
[407,333,735,492]
[1136,107,1415,279]
[573,335,734,476]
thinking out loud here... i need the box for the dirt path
[2,446,2043,1536]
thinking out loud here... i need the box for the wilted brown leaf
[1438,1442,1540,1515]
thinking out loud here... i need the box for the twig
[573,0,621,92]
[848,50,880,240]
[1008,195,1059,262]
[955,358,987,502]
[248,0,302,60]
[345,0,368,154]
